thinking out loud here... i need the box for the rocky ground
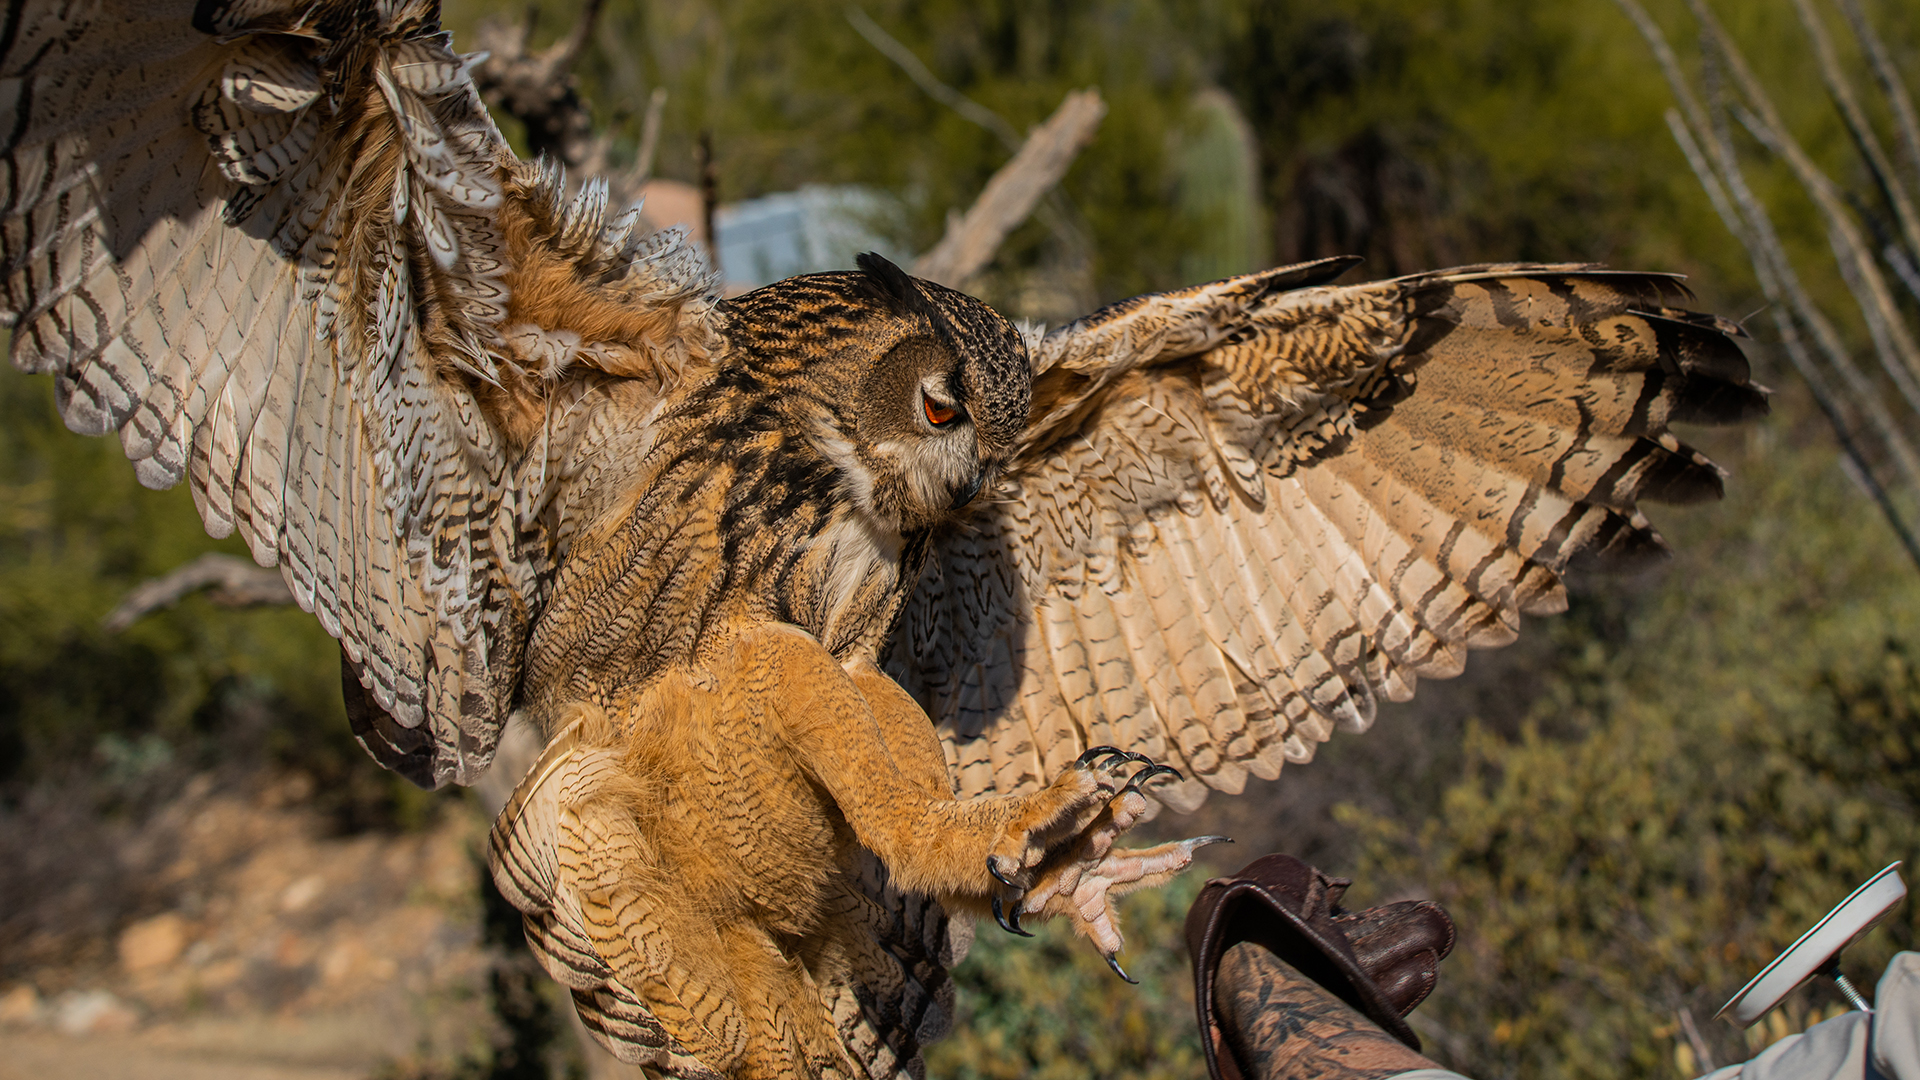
[0,768,570,1078]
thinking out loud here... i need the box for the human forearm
[1213,941,1441,1080]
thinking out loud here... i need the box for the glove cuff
[1184,854,1450,1080]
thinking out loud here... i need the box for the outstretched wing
[0,1,719,786]
[889,259,1766,810]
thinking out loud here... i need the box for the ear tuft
[856,252,930,317]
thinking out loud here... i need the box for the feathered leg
[492,701,859,1079]
[747,625,1216,969]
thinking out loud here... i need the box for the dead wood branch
[1686,0,1920,405]
[470,1,608,169]
[102,554,294,633]
[633,86,669,184]
[1791,0,1920,269]
[849,8,1099,296]
[911,89,1107,289]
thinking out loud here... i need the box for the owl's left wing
[0,1,719,788]
[887,259,1766,810]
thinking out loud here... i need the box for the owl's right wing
[1,1,720,788]
[889,260,1767,810]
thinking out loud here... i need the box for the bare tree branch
[1677,1007,1717,1074]
[634,86,669,184]
[1671,110,1920,568]
[550,0,607,78]
[470,4,607,168]
[1835,0,1920,200]
[849,7,1098,300]
[102,554,294,633]
[845,7,1023,153]
[911,89,1106,289]
[1620,0,1920,572]
[1789,0,1920,271]
[1687,0,1920,402]
[697,129,719,279]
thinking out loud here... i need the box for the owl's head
[723,254,1032,532]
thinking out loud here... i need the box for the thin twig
[1835,0,1920,197]
[1829,219,1920,412]
[1615,0,1717,151]
[634,86,668,183]
[1627,2,1920,568]
[1704,94,1920,494]
[1677,1007,1717,1074]
[845,7,1023,152]
[848,7,1097,290]
[698,129,719,279]
[1727,98,1920,419]
[1771,304,1920,571]
[1689,0,1920,399]
[1789,0,1920,269]
[1887,243,1920,303]
[550,0,607,79]
[102,553,295,633]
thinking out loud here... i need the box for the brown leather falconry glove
[1184,854,1456,1080]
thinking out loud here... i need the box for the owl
[0,2,1764,1079]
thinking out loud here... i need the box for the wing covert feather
[891,262,1764,805]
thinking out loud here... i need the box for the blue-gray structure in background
[714,185,911,290]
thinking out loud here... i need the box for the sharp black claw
[1074,745,1127,768]
[1008,897,1035,936]
[1105,953,1138,984]
[987,855,1016,889]
[992,895,1012,933]
[1195,835,1233,847]
[991,894,1034,937]
[1121,763,1182,795]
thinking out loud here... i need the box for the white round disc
[1718,862,1907,1027]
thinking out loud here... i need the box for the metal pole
[1818,957,1874,1013]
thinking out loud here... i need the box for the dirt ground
[0,772,504,1077]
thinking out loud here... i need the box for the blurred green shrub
[0,370,428,828]
[929,875,1205,1080]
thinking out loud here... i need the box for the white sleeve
[1874,952,1920,1080]
[1720,1013,1872,1080]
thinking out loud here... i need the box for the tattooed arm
[1214,941,1446,1080]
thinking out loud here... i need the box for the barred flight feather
[892,262,1764,807]
[1,0,722,794]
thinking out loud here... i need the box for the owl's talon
[992,894,1034,937]
[1104,952,1138,984]
[987,854,1017,889]
[1120,762,1181,796]
[1073,745,1128,768]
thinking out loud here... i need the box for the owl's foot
[983,746,1161,890]
[981,749,1226,972]
[1012,833,1231,979]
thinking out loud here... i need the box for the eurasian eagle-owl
[0,2,1765,1077]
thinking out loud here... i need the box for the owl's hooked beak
[949,471,986,510]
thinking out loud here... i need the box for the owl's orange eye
[923,393,959,427]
